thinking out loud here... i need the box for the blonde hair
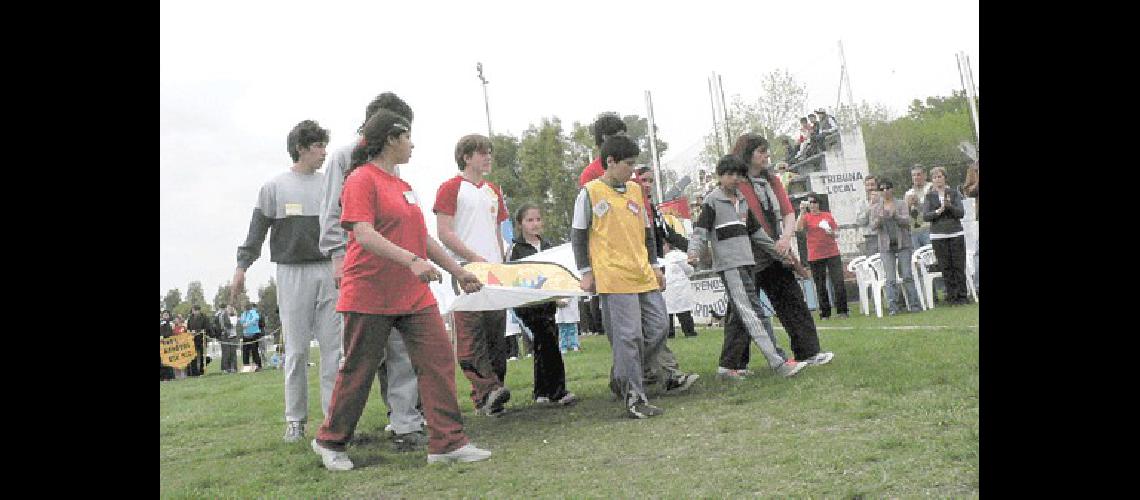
[929,166,947,178]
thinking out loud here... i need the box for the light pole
[477,62,492,139]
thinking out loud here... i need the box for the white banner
[689,274,727,323]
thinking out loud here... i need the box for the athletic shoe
[391,430,429,452]
[626,401,665,419]
[427,443,492,464]
[664,373,699,393]
[534,396,552,405]
[283,421,305,443]
[311,439,353,471]
[556,392,578,406]
[804,351,835,366]
[507,356,519,362]
[716,367,747,381]
[485,386,511,414]
[774,360,809,378]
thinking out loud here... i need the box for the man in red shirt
[796,194,849,319]
[578,113,627,188]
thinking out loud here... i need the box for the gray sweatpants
[378,329,424,434]
[600,291,668,405]
[721,267,786,369]
[277,262,342,423]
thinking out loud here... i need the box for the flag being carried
[448,245,588,312]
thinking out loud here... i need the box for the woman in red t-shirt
[310,110,491,471]
[796,194,849,320]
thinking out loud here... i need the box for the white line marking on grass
[774,325,978,330]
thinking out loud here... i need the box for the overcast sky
[159,0,978,304]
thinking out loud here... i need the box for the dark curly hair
[600,135,639,170]
[345,109,411,178]
[360,92,413,133]
[286,120,330,162]
[715,154,748,176]
[592,113,627,148]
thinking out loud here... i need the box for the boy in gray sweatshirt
[688,155,808,378]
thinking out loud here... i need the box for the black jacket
[922,187,966,236]
[508,234,557,318]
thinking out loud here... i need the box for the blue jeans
[881,247,922,313]
[799,278,818,310]
[557,323,579,351]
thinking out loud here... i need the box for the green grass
[161,303,979,498]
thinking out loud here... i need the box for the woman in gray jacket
[922,167,970,305]
[869,179,923,314]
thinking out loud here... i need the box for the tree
[214,282,247,311]
[186,281,211,315]
[515,117,577,243]
[754,69,809,140]
[163,288,182,313]
[621,114,669,166]
[567,113,669,167]
[698,69,809,169]
[257,278,280,335]
[863,91,976,191]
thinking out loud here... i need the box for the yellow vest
[584,179,657,294]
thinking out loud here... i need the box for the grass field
[160,304,979,498]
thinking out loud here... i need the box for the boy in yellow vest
[571,135,669,418]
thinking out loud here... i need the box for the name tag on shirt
[285,203,303,216]
[404,191,418,205]
[626,200,640,215]
[593,199,611,217]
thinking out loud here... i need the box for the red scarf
[737,177,774,238]
[736,175,809,277]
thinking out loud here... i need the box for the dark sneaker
[626,402,665,419]
[664,373,699,393]
[391,430,429,452]
[484,386,511,414]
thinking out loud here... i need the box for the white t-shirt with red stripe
[433,174,509,264]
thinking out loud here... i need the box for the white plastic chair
[866,254,917,317]
[915,244,978,308]
[915,246,942,310]
[847,255,871,316]
[912,244,934,310]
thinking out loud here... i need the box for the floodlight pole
[645,90,664,203]
[477,62,493,138]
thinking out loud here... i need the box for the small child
[689,155,809,379]
[555,298,581,353]
[508,203,577,406]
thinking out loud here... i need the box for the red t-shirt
[801,211,841,262]
[578,157,604,187]
[338,164,436,315]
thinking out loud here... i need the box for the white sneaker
[311,439,354,471]
[804,351,835,366]
[427,443,492,464]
